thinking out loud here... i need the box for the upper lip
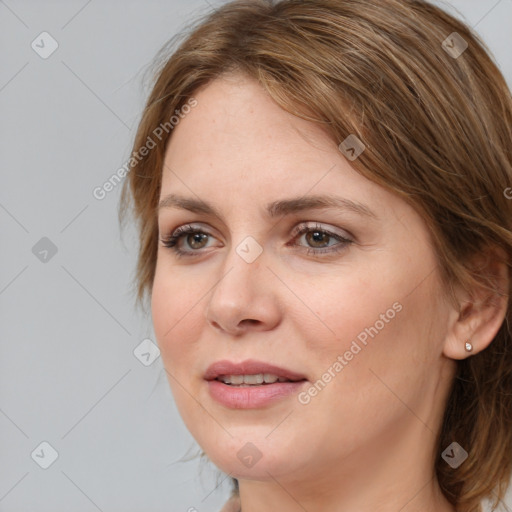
[204,359,308,382]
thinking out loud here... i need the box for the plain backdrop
[1,1,511,511]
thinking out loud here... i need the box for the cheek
[290,264,404,349]
[291,268,440,446]
[292,253,437,373]
[151,265,204,370]
[151,269,207,425]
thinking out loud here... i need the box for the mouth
[214,373,307,386]
[204,359,308,384]
[204,359,308,408]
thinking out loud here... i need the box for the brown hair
[119,1,512,510]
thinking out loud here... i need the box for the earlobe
[442,246,509,361]
[442,299,478,360]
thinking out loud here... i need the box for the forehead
[162,75,360,191]
[158,74,409,229]
[164,74,335,166]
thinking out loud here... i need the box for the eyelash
[159,223,353,259]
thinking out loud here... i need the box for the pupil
[189,233,207,249]
[308,231,328,247]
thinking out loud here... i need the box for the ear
[443,246,509,360]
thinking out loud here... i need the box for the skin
[151,72,508,512]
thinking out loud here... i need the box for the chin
[197,433,306,481]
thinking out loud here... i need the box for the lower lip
[207,379,307,409]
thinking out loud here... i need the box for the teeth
[264,373,279,384]
[244,374,264,384]
[218,373,288,385]
[229,375,245,385]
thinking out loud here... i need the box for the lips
[205,359,308,409]
[204,359,308,383]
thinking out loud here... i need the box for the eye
[160,224,215,258]
[159,222,353,258]
[288,222,353,256]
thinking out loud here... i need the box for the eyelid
[162,221,355,241]
[160,220,354,258]
[289,221,353,241]
[160,222,218,242]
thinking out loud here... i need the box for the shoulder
[219,494,241,512]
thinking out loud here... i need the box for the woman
[119,1,512,511]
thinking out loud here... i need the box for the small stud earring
[465,340,473,352]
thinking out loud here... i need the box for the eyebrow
[157,193,378,221]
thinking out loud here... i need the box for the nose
[204,241,282,336]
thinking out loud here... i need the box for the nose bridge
[216,207,266,276]
[205,230,278,333]
[213,232,265,300]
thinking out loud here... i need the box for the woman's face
[152,73,457,490]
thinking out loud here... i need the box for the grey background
[0,1,511,511]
